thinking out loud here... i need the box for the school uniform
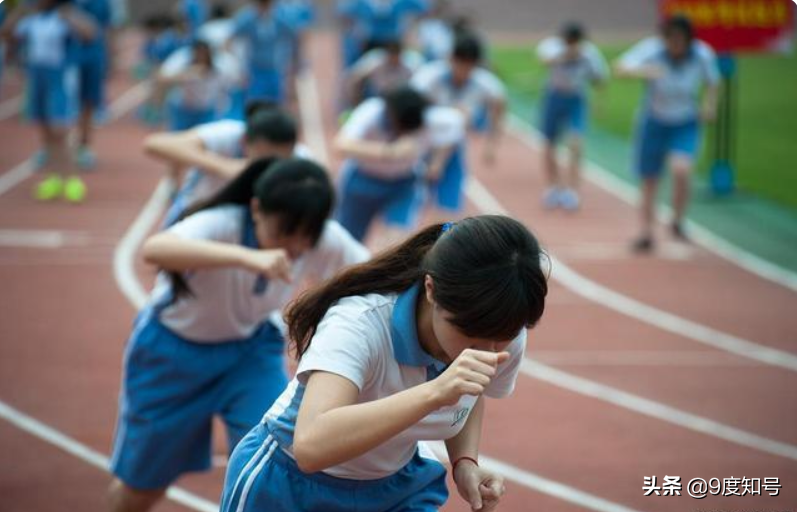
[231,5,295,103]
[334,97,465,241]
[159,46,241,131]
[221,283,526,511]
[179,0,209,39]
[16,10,80,126]
[411,61,506,211]
[349,47,424,99]
[163,119,314,226]
[536,36,608,143]
[73,0,110,111]
[110,205,369,490]
[619,37,720,178]
[416,16,453,62]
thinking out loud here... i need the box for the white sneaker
[559,188,581,211]
[542,187,561,209]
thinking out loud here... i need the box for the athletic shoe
[34,174,63,201]
[559,188,581,211]
[542,187,561,209]
[76,146,97,171]
[63,176,87,203]
[32,149,49,171]
[631,235,655,254]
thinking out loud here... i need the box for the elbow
[292,434,325,474]
[141,235,170,267]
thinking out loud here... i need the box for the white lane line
[0,399,218,512]
[522,359,797,462]
[506,115,797,293]
[530,350,762,367]
[0,80,149,198]
[295,70,331,164]
[112,178,172,310]
[424,441,648,512]
[0,95,22,121]
[467,177,797,372]
[0,229,92,248]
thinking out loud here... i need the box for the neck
[415,291,449,363]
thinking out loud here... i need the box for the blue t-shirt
[179,0,209,38]
[16,10,79,69]
[74,0,111,61]
[342,0,429,44]
[232,5,294,71]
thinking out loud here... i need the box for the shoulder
[314,220,370,259]
[168,204,245,242]
[693,39,717,61]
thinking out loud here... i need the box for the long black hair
[167,157,334,300]
[383,85,429,136]
[287,215,548,358]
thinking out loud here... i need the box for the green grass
[491,44,797,210]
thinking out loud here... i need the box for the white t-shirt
[160,46,241,111]
[152,205,369,342]
[411,60,506,124]
[340,97,465,179]
[175,120,314,214]
[264,284,526,479]
[416,17,453,61]
[618,36,720,124]
[350,48,425,95]
[536,36,608,95]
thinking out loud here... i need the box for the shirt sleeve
[424,106,465,147]
[696,40,720,86]
[340,98,385,140]
[159,48,191,77]
[350,49,385,79]
[231,6,256,37]
[167,206,241,244]
[473,69,506,102]
[618,37,661,70]
[196,120,245,156]
[14,15,32,39]
[410,62,442,94]
[584,42,610,82]
[536,36,564,62]
[296,303,379,391]
[483,330,527,399]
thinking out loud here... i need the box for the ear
[424,275,435,305]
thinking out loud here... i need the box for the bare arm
[701,83,720,122]
[143,130,247,180]
[59,5,97,41]
[142,232,293,280]
[333,134,419,163]
[613,61,663,80]
[293,349,510,474]
[445,396,483,463]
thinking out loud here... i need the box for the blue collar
[391,284,448,374]
[241,209,269,295]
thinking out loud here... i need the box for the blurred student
[108,157,369,512]
[74,0,111,170]
[344,39,424,107]
[536,22,608,211]
[411,32,506,213]
[1,0,96,203]
[334,85,464,242]
[144,103,312,226]
[615,15,719,253]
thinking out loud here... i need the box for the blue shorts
[168,102,217,131]
[78,58,107,109]
[540,89,586,143]
[428,145,466,212]
[335,165,421,241]
[634,115,700,178]
[110,311,288,490]
[247,68,284,104]
[26,65,78,126]
[221,424,449,512]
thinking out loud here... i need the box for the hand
[239,248,293,282]
[454,460,506,511]
[430,349,510,408]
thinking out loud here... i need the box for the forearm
[445,397,484,462]
[294,381,440,473]
[142,233,247,271]
[144,134,243,179]
[703,84,719,111]
[334,137,413,163]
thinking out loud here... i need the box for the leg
[631,116,666,251]
[669,154,693,240]
[632,176,658,253]
[107,479,165,512]
[559,134,583,211]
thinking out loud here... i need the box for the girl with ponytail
[108,157,369,512]
[221,215,548,512]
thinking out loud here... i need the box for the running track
[0,31,795,512]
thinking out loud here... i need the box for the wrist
[452,456,478,477]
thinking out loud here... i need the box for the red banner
[659,0,795,53]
